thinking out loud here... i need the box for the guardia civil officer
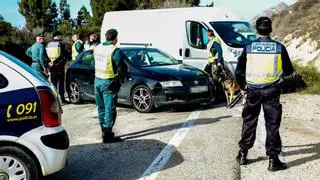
[26,33,50,78]
[235,17,293,172]
[94,29,128,143]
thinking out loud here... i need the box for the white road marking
[137,111,201,180]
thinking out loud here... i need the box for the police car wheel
[131,85,154,113]
[0,146,39,180]
[69,81,82,104]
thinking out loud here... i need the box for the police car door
[183,21,209,70]
[0,62,42,137]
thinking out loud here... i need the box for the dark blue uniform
[236,37,293,156]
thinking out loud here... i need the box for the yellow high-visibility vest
[207,37,221,63]
[84,42,98,51]
[46,41,61,62]
[94,44,117,79]
[246,42,283,85]
[72,40,83,61]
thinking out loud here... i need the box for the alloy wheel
[0,156,27,180]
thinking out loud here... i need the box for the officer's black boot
[102,128,123,143]
[236,149,248,165]
[268,155,287,172]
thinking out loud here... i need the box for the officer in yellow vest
[84,31,99,51]
[204,29,223,81]
[46,31,68,103]
[94,29,128,143]
[71,34,83,61]
[235,17,293,171]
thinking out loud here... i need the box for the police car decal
[0,87,42,136]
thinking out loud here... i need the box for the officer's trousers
[238,86,282,156]
[31,62,48,79]
[94,77,120,130]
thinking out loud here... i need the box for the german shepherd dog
[218,71,241,105]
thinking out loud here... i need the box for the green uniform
[94,41,127,129]
[26,42,49,78]
[72,40,83,60]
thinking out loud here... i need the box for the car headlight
[160,81,183,87]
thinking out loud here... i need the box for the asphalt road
[44,94,320,180]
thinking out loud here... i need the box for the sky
[0,0,297,27]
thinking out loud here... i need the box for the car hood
[140,64,208,81]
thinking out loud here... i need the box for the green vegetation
[293,63,320,94]
[272,0,320,48]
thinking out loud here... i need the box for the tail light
[38,89,61,127]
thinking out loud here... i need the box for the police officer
[71,33,83,61]
[84,31,99,51]
[26,33,50,78]
[46,32,68,103]
[204,29,223,80]
[94,29,128,143]
[235,17,293,171]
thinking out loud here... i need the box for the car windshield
[210,21,257,48]
[122,48,181,67]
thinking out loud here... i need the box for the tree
[59,0,71,21]
[90,0,138,26]
[76,6,92,26]
[45,2,59,31]
[18,0,52,30]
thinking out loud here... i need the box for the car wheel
[0,146,39,180]
[69,81,82,104]
[131,85,154,113]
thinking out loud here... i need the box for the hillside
[251,2,289,24]
[271,0,320,70]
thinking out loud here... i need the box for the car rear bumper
[17,125,69,176]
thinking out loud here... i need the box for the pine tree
[45,2,59,31]
[59,0,71,21]
[18,0,52,30]
[76,6,92,26]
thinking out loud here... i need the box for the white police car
[0,51,69,180]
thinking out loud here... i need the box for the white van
[100,7,257,76]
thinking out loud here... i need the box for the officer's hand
[48,61,53,67]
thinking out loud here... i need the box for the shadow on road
[44,139,183,180]
[121,116,231,140]
[283,142,320,168]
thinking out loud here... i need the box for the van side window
[0,73,8,89]
[186,21,207,50]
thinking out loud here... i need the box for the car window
[79,51,94,66]
[186,21,208,49]
[210,21,257,48]
[123,48,180,67]
[0,73,8,89]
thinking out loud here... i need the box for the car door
[76,51,95,97]
[183,21,209,70]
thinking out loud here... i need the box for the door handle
[184,48,190,57]
[179,48,182,56]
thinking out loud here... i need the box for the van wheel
[69,81,82,104]
[131,85,154,113]
[0,146,39,180]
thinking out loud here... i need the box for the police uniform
[46,37,68,103]
[235,37,293,157]
[204,37,223,80]
[26,34,49,78]
[94,29,128,143]
[84,40,99,51]
[72,39,83,61]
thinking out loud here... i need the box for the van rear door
[183,21,209,70]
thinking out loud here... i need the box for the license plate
[190,86,208,93]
